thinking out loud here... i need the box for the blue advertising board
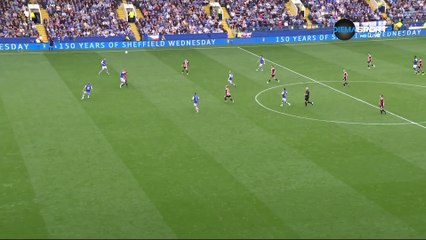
[0,29,424,51]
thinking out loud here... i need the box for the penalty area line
[238,46,426,130]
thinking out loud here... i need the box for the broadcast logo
[334,19,387,40]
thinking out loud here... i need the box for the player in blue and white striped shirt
[81,83,93,100]
[280,88,291,107]
[256,55,265,71]
[192,92,200,113]
[228,70,236,87]
[98,58,109,75]
[413,56,418,74]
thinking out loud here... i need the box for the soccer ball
[125,51,128,54]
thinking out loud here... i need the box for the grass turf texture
[1,37,426,238]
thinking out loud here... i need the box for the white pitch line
[238,46,426,129]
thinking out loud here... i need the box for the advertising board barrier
[0,29,424,51]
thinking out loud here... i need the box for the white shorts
[282,98,287,102]
[228,79,233,84]
[102,66,107,70]
[193,103,198,107]
[120,78,126,83]
[259,63,264,68]
[413,64,417,69]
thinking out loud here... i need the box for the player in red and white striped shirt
[224,85,234,103]
[379,95,386,114]
[181,59,189,75]
[267,66,279,84]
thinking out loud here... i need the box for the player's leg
[267,76,272,84]
[81,92,85,100]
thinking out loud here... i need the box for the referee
[304,87,314,106]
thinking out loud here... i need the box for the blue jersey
[193,95,199,104]
[120,71,125,78]
[414,58,418,65]
[260,57,265,64]
[85,84,92,92]
[101,59,107,66]
[228,73,233,80]
[282,90,287,98]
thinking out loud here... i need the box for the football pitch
[1,37,426,238]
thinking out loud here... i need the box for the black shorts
[305,96,309,101]
[225,94,231,98]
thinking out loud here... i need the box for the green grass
[1,37,426,238]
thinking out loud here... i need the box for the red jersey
[225,87,231,96]
[419,59,423,67]
[379,97,384,107]
[271,67,276,76]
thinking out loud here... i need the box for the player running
[304,87,314,106]
[256,55,265,71]
[367,53,375,69]
[119,69,128,88]
[343,69,349,87]
[228,70,236,87]
[280,88,291,107]
[224,85,234,103]
[267,65,279,84]
[98,58,109,75]
[417,57,424,75]
[182,58,189,75]
[192,92,200,113]
[379,94,386,114]
[413,56,418,74]
[81,82,93,100]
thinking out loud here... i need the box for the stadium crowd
[41,0,132,38]
[224,0,306,31]
[386,0,425,22]
[0,0,38,38]
[0,0,424,39]
[128,0,224,36]
[303,0,384,28]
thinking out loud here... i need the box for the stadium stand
[302,0,383,28]
[0,0,39,38]
[127,0,225,36]
[41,0,133,39]
[0,0,424,39]
[224,0,306,32]
[386,0,425,22]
